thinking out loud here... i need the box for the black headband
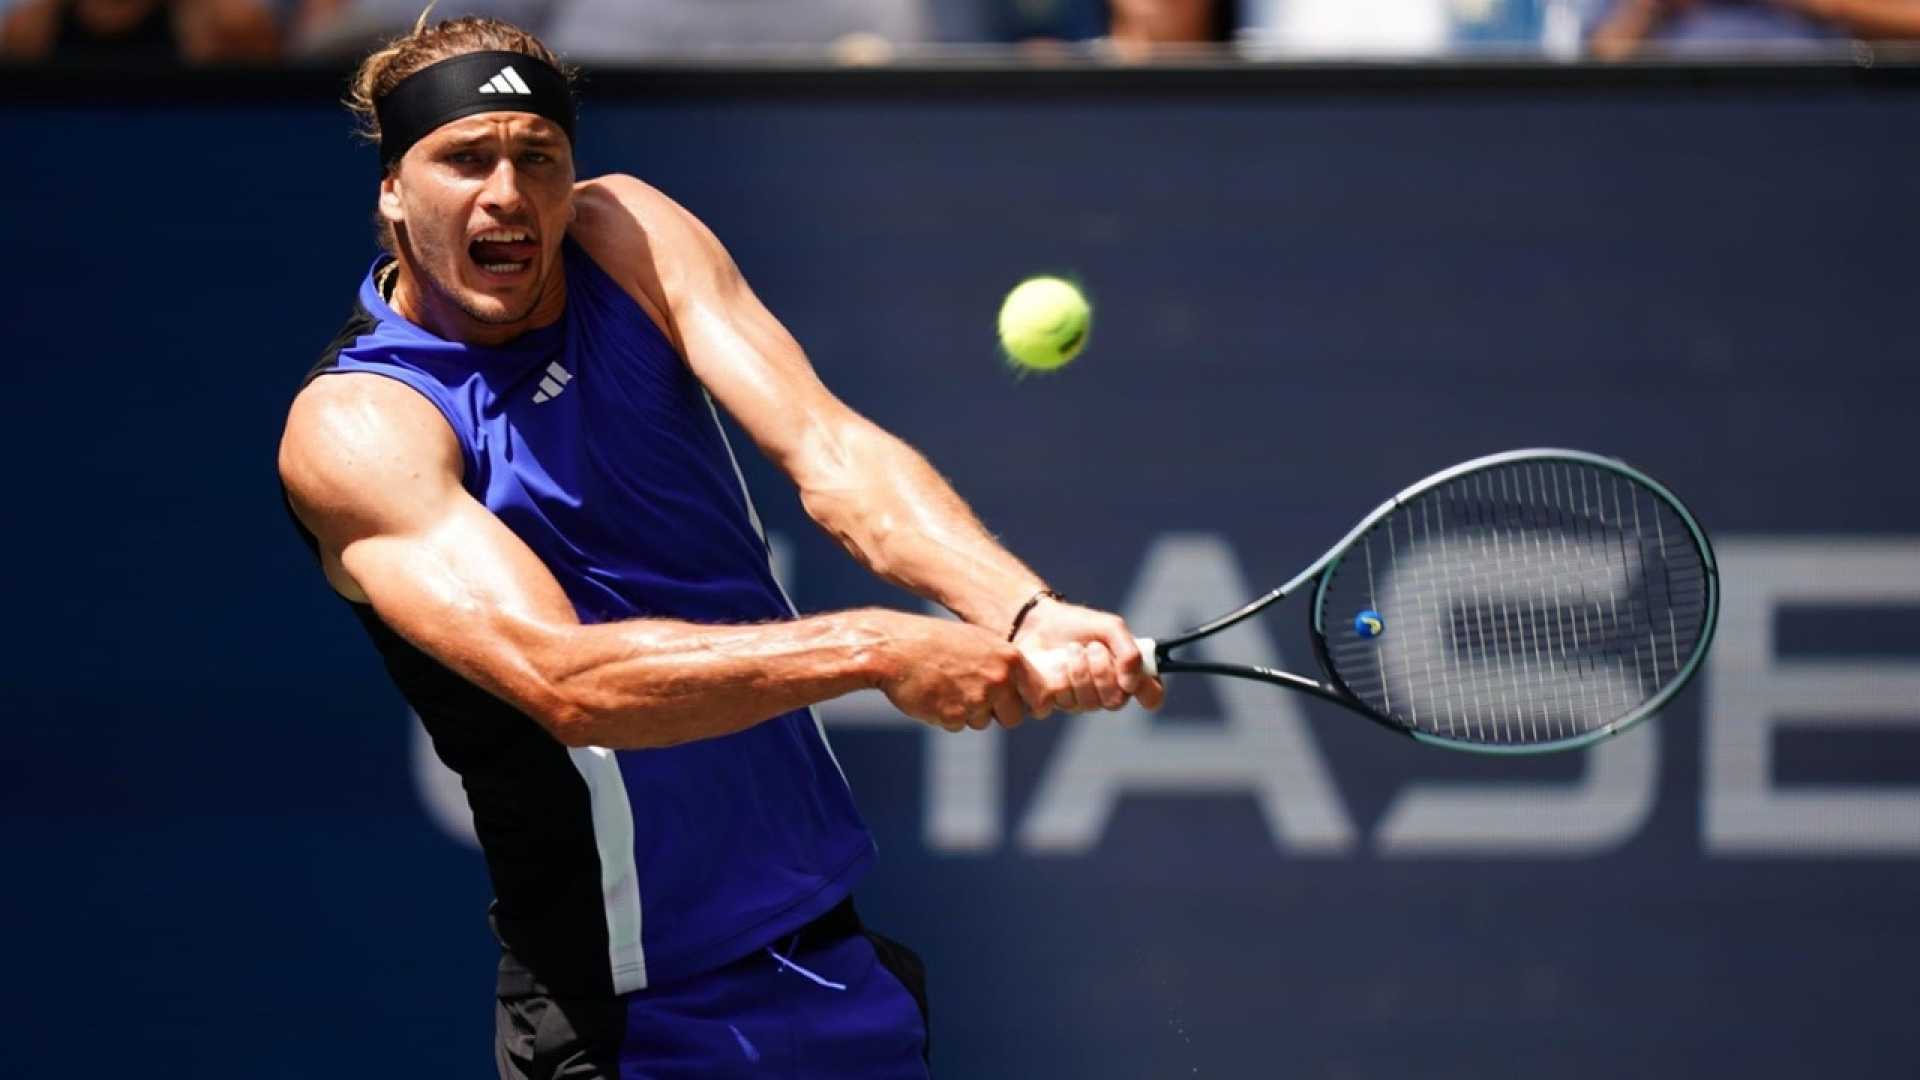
[375,50,576,171]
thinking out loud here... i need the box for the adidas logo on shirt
[478,66,533,95]
[532,361,573,404]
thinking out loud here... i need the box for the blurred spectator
[289,0,552,58]
[1240,0,1452,54]
[1108,0,1234,52]
[990,0,1235,54]
[1238,0,1558,56]
[542,0,930,62]
[1584,0,1920,58]
[1,0,278,61]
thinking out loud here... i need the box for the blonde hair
[346,10,571,152]
[346,11,573,251]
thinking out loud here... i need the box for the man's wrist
[841,608,901,688]
[1006,588,1065,642]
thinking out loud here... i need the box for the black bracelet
[1007,589,1065,642]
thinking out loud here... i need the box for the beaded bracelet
[1007,589,1065,642]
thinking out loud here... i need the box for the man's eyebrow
[434,130,562,151]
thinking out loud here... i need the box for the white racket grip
[1137,637,1159,679]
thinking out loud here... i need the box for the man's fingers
[1134,675,1167,711]
[1050,651,1079,711]
[1030,643,1084,713]
[965,690,996,730]
[1066,645,1100,711]
[1105,629,1143,695]
[991,685,1025,729]
[1014,661,1055,721]
[1085,642,1126,710]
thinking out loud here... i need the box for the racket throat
[1146,644,1347,706]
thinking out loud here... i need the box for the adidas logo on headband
[478,65,533,95]
[375,50,577,171]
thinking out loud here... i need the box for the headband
[375,50,576,172]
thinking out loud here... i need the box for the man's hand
[870,612,1047,732]
[1014,598,1167,714]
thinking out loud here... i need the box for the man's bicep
[337,496,583,719]
[281,375,582,720]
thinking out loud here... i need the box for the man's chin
[452,281,540,327]
[458,298,536,326]
[410,259,547,333]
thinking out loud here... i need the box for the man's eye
[523,152,552,165]
[448,151,482,165]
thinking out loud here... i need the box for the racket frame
[1140,448,1719,755]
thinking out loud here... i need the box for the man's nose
[478,157,525,213]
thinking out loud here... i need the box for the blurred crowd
[4,0,1918,64]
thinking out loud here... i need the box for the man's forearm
[797,420,1049,634]
[516,608,891,749]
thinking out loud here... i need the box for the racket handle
[1137,637,1159,679]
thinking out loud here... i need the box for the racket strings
[1320,461,1712,748]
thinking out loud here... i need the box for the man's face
[380,113,575,335]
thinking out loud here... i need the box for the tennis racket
[1136,448,1718,754]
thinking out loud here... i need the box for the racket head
[1309,449,1718,754]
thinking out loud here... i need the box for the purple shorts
[496,901,931,1079]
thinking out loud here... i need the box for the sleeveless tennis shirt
[287,238,874,996]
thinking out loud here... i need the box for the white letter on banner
[1372,726,1657,856]
[1017,534,1357,854]
[1368,527,1661,856]
[1704,538,1920,855]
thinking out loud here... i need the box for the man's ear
[379,171,405,227]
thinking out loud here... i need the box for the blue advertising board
[3,68,1917,1077]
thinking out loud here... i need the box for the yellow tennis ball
[997,276,1091,372]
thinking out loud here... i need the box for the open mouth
[468,228,537,278]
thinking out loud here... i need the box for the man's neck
[388,259,567,348]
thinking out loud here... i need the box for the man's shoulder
[573,173,678,234]
[570,174,713,256]
[569,174,707,331]
[286,371,459,459]
[281,372,465,534]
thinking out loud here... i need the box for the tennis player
[276,15,1162,1078]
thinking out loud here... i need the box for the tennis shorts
[494,899,931,1079]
